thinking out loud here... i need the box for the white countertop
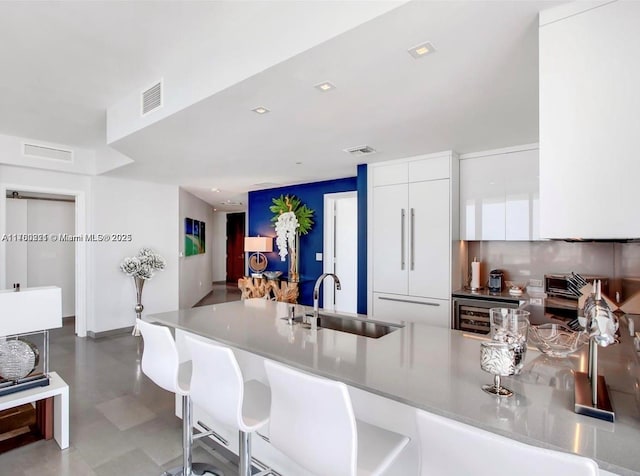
[147,299,640,475]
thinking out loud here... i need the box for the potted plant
[270,195,313,282]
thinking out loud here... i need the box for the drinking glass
[490,308,530,374]
[480,341,516,397]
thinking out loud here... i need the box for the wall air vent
[22,142,73,162]
[344,145,377,157]
[141,80,162,115]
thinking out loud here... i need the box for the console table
[237,276,298,303]
[0,372,69,449]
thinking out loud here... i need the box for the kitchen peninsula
[147,300,640,475]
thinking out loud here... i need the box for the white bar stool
[416,409,600,475]
[264,360,409,476]
[138,320,222,476]
[185,336,271,476]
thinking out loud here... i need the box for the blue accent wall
[248,177,357,305]
[357,164,368,314]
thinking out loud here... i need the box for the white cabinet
[369,152,459,328]
[460,156,505,240]
[372,292,449,328]
[372,183,408,296]
[539,1,640,239]
[408,179,451,297]
[460,146,539,241]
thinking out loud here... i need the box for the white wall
[0,163,90,335]
[6,198,76,317]
[0,164,91,289]
[90,176,179,333]
[212,211,228,282]
[179,188,214,309]
[1,163,180,335]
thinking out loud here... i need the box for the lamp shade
[244,236,273,253]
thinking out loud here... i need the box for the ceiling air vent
[252,182,281,189]
[141,80,162,115]
[344,145,376,157]
[22,142,73,162]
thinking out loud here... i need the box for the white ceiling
[0,0,564,211]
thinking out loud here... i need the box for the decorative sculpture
[120,248,166,336]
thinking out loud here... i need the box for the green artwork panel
[185,218,205,256]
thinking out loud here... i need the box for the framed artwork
[185,218,206,256]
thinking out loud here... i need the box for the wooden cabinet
[460,145,539,241]
[539,1,640,239]
[369,152,459,327]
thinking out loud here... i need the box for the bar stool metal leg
[163,395,223,476]
[183,395,193,476]
[239,430,250,476]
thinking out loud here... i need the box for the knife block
[577,283,619,312]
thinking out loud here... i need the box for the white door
[27,199,76,317]
[372,184,409,295]
[323,192,357,313]
[6,199,28,288]
[5,197,76,317]
[409,179,450,299]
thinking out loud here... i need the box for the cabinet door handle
[410,208,415,271]
[400,209,406,270]
[378,296,440,306]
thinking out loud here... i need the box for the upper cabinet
[539,1,640,239]
[460,145,539,241]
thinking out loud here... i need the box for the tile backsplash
[465,241,640,300]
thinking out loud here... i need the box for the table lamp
[244,236,273,277]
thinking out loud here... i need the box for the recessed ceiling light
[252,106,270,114]
[314,81,336,92]
[211,188,221,192]
[408,41,436,59]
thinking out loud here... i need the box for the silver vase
[132,276,145,336]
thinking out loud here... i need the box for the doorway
[323,192,358,313]
[0,184,87,337]
[5,191,76,319]
[226,212,246,282]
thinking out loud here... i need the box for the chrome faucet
[311,273,341,330]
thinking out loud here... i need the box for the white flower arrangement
[120,248,166,280]
[274,211,299,261]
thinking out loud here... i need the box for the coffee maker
[488,270,504,293]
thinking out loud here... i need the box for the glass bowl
[263,271,283,280]
[528,323,589,358]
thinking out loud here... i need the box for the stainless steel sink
[285,313,402,339]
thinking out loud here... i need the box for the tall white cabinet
[368,151,460,327]
[539,1,640,239]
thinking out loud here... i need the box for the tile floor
[194,282,242,307]
[0,314,238,475]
